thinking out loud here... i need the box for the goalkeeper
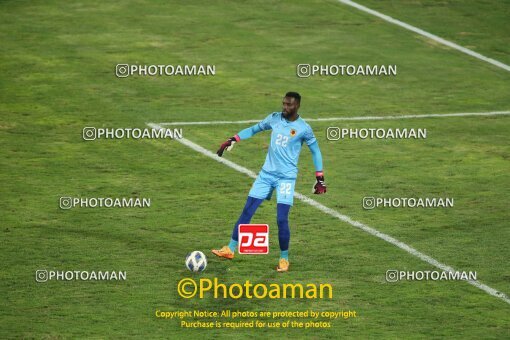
[212,92,327,272]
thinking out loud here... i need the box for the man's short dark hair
[285,92,301,103]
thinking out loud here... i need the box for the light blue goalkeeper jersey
[255,112,317,179]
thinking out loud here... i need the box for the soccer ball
[185,251,207,272]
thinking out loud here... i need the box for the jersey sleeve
[257,113,276,131]
[303,124,317,146]
[237,124,263,140]
[308,141,323,172]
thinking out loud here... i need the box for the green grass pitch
[1,0,509,338]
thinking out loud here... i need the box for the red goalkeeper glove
[216,135,240,157]
[313,172,327,194]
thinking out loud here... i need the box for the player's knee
[242,207,252,216]
[241,206,257,219]
[243,197,263,216]
[277,216,287,226]
[277,218,290,236]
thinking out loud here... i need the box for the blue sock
[277,203,291,259]
[230,196,264,245]
[228,239,238,253]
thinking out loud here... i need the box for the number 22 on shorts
[279,182,292,195]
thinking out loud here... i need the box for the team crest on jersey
[290,129,297,137]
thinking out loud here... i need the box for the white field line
[337,0,510,72]
[157,110,510,126]
[148,122,510,305]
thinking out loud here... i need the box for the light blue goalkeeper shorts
[248,170,296,206]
